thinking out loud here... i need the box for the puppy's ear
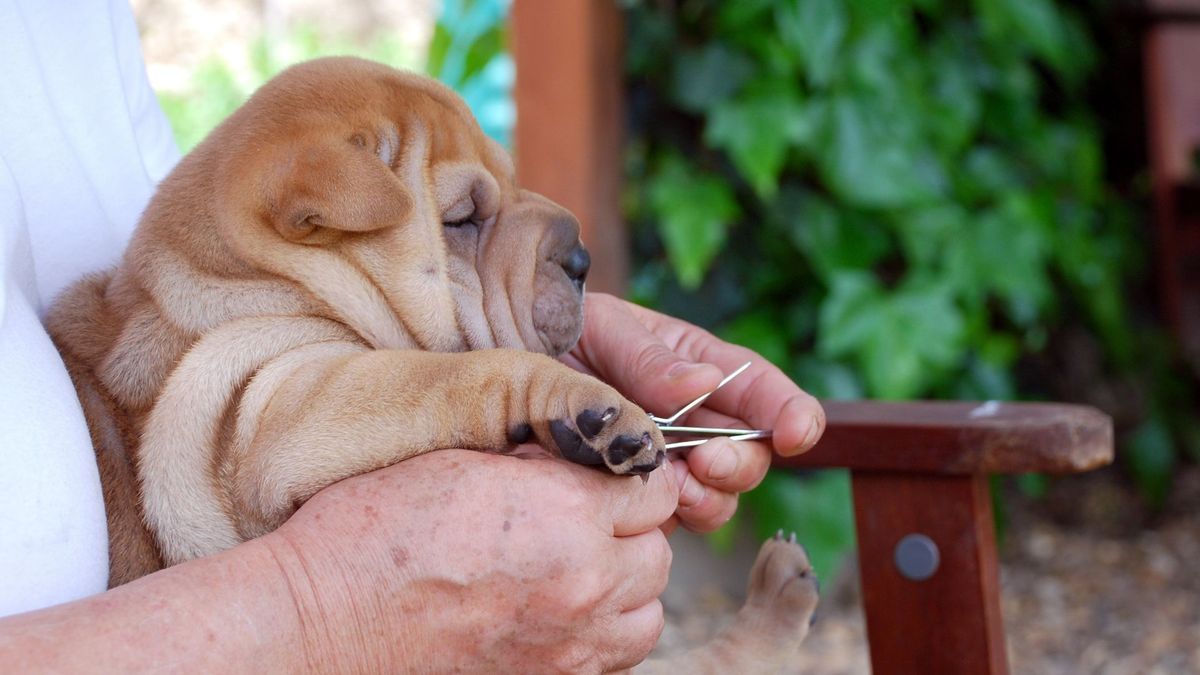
[267,132,413,240]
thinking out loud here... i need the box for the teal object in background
[427,0,514,147]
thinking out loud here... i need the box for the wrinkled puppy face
[216,57,589,355]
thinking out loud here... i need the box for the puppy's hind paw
[743,532,820,636]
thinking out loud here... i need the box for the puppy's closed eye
[443,197,476,227]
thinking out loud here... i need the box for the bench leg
[851,472,1008,675]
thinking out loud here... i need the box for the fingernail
[678,473,704,507]
[706,442,738,482]
[666,361,708,380]
[801,415,822,450]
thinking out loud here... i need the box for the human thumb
[576,298,723,417]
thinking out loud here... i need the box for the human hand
[263,449,678,674]
[562,293,825,534]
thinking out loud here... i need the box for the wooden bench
[777,401,1111,673]
[510,3,1116,672]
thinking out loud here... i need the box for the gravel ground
[656,465,1200,674]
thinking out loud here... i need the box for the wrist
[259,527,419,673]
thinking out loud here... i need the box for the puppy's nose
[562,245,591,283]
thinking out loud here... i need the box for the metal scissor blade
[657,425,773,437]
[650,360,753,426]
[665,430,772,451]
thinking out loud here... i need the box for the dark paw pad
[608,432,651,465]
[576,407,616,439]
[506,423,534,445]
[550,419,604,466]
[627,449,665,475]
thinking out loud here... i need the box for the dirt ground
[656,465,1200,674]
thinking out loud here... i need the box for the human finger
[566,293,724,416]
[600,600,666,672]
[682,383,824,458]
[600,460,681,537]
[610,529,673,612]
[682,436,772,494]
[621,302,825,456]
[670,458,739,533]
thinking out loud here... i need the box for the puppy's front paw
[543,379,665,477]
[743,532,820,636]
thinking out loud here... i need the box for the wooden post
[774,401,1112,674]
[511,0,628,295]
[1141,5,1200,353]
[851,472,1008,675]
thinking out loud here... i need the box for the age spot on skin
[390,546,410,569]
[503,520,511,532]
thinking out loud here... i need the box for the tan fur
[47,57,814,668]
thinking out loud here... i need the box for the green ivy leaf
[945,193,1053,327]
[815,271,886,357]
[648,155,740,289]
[792,356,865,400]
[775,188,890,281]
[670,43,756,113]
[817,95,946,208]
[626,5,676,76]
[954,146,1024,204]
[704,90,811,198]
[461,23,505,84]
[719,311,791,368]
[775,0,848,87]
[974,0,1070,76]
[895,203,966,268]
[717,0,776,34]
[819,273,965,398]
[1024,121,1103,199]
[927,32,982,154]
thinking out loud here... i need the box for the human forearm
[0,538,307,673]
[0,451,678,674]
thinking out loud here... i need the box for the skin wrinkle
[360,121,462,353]
[261,538,318,672]
[446,242,493,350]
[479,221,528,351]
[526,264,562,356]
[337,232,423,349]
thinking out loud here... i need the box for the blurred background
[131,0,1199,672]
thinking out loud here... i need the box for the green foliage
[157,25,423,154]
[706,469,854,583]
[624,0,1191,567]
[156,2,512,154]
[426,0,514,145]
[742,470,856,582]
[648,153,740,288]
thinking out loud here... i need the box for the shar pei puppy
[47,57,816,671]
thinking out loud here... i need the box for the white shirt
[0,0,180,615]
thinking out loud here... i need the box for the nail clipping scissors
[652,361,772,453]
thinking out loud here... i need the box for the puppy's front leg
[228,347,665,539]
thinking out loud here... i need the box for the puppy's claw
[640,473,650,485]
[775,529,784,541]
